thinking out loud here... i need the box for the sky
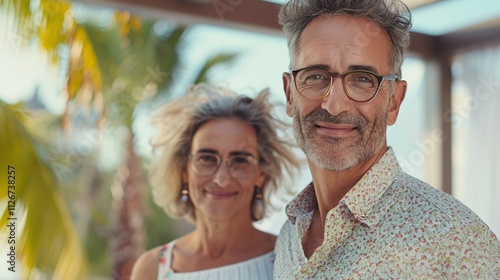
[0,12,63,112]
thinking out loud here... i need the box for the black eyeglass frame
[188,152,259,179]
[290,67,399,102]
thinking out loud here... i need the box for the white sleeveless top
[157,240,275,280]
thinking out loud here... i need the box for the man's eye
[355,76,373,83]
[307,74,327,80]
[348,72,376,86]
[299,69,330,85]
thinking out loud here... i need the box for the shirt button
[359,215,367,221]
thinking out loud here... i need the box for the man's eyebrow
[308,64,330,70]
[349,65,378,73]
[291,64,329,71]
[295,64,379,74]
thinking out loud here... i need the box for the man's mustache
[303,109,366,130]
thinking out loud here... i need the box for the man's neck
[301,147,387,259]
[308,146,387,231]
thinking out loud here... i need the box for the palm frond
[154,25,188,94]
[0,101,88,279]
[192,52,239,84]
[38,1,71,63]
[67,24,103,100]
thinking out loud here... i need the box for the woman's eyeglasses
[189,152,259,179]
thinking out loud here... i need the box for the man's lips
[315,122,357,137]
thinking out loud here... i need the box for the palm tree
[1,0,236,278]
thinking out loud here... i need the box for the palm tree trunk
[111,132,146,279]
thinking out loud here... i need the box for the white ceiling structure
[407,0,500,35]
[76,0,500,58]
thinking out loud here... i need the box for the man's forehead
[295,15,391,72]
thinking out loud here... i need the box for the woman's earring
[253,186,264,220]
[181,184,189,202]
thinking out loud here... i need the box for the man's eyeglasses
[189,152,259,179]
[290,67,399,102]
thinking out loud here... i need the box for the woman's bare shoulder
[130,245,164,280]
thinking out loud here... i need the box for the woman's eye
[198,155,217,164]
[231,157,249,165]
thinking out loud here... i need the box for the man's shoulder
[378,173,500,276]
[390,172,490,229]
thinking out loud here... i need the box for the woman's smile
[203,189,238,200]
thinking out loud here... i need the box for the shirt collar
[340,147,402,227]
[285,182,316,224]
[286,147,402,227]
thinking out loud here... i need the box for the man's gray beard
[292,107,387,172]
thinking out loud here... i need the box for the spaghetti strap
[157,240,177,280]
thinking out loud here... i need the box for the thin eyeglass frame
[188,152,259,179]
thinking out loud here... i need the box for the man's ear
[387,80,406,126]
[283,72,293,117]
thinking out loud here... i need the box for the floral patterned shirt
[274,148,500,279]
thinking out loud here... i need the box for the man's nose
[321,77,353,115]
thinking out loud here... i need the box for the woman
[131,84,301,279]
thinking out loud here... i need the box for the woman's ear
[256,170,266,188]
[182,168,188,184]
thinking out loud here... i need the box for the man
[274,0,500,278]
